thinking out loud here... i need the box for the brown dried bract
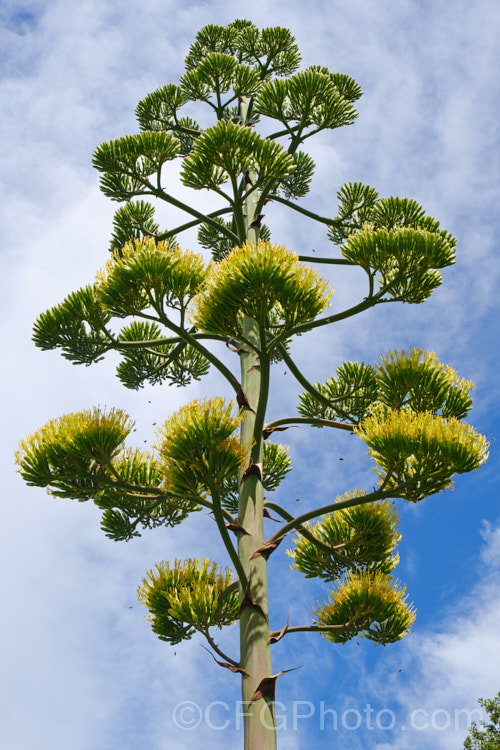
[236,386,255,412]
[225,522,250,536]
[250,534,286,561]
[267,610,290,645]
[202,646,250,677]
[250,667,300,703]
[241,462,263,484]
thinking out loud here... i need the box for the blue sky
[1,1,499,748]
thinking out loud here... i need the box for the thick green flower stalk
[16,19,488,750]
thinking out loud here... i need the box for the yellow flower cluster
[154,397,248,499]
[191,240,332,337]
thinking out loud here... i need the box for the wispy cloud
[367,519,500,750]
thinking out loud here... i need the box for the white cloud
[367,520,500,750]
[480,521,500,569]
